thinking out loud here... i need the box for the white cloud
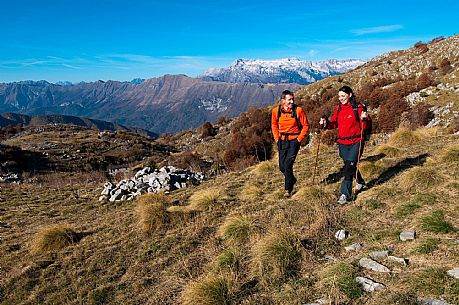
[351,25,403,36]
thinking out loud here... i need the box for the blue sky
[1,0,458,83]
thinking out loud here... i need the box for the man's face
[282,94,294,110]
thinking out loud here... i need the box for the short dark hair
[281,90,294,100]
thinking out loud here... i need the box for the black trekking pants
[278,139,301,192]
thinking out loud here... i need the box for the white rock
[400,230,416,241]
[369,250,389,259]
[447,267,459,279]
[419,298,449,305]
[335,229,348,241]
[355,276,385,292]
[345,243,363,251]
[388,255,408,266]
[359,258,390,273]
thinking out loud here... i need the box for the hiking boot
[337,194,347,205]
[284,190,292,198]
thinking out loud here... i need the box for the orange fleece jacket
[271,105,309,142]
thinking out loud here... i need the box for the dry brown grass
[218,215,253,245]
[359,161,385,178]
[399,165,445,192]
[135,193,169,234]
[188,187,224,211]
[388,127,421,147]
[439,143,459,162]
[251,160,276,175]
[374,144,402,158]
[250,229,303,285]
[31,224,78,254]
[181,273,237,305]
[238,184,263,201]
[414,126,441,138]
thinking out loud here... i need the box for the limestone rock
[345,243,363,252]
[369,250,390,259]
[335,229,348,241]
[359,258,390,273]
[355,276,385,292]
[400,230,416,241]
[447,267,459,279]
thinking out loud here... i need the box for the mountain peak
[198,58,365,84]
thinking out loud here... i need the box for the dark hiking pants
[278,139,301,192]
[338,141,365,199]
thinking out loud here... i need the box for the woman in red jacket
[319,86,369,204]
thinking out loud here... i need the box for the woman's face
[338,91,351,105]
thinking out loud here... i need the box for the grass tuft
[250,230,302,285]
[420,210,456,233]
[374,144,402,158]
[188,187,224,211]
[388,127,421,147]
[31,224,78,254]
[135,193,169,234]
[412,238,440,254]
[439,143,459,162]
[238,185,263,201]
[218,215,252,245]
[214,248,243,272]
[251,160,276,175]
[399,166,444,192]
[359,161,384,178]
[316,262,364,303]
[181,273,236,305]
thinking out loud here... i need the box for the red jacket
[327,103,369,145]
[271,105,309,142]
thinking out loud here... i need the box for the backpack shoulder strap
[277,104,282,120]
[292,104,302,130]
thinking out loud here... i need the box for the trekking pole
[353,121,365,199]
[312,126,323,185]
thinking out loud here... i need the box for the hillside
[1,35,459,305]
[0,128,458,304]
[0,113,157,138]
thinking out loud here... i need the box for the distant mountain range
[0,112,157,138]
[0,75,300,134]
[0,58,362,134]
[198,58,365,84]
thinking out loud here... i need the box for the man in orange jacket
[271,90,309,198]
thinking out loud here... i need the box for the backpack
[337,102,372,141]
[277,104,302,130]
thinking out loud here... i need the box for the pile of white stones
[99,166,204,202]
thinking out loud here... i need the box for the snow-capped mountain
[198,58,366,85]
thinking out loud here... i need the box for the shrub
[201,122,217,138]
[421,210,456,233]
[135,193,169,234]
[31,224,78,254]
[388,127,421,147]
[406,102,433,128]
[188,188,223,211]
[251,230,302,285]
[218,215,252,245]
[181,273,236,305]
